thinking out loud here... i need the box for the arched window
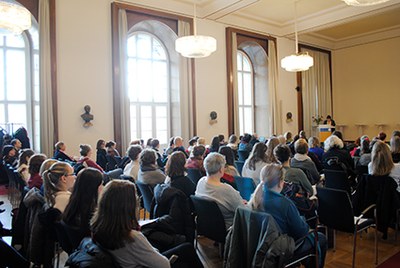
[0,26,40,151]
[127,32,169,145]
[237,50,254,135]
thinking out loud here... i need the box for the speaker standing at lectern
[323,115,336,127]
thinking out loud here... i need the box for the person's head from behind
[360,136,370,154]
[370,141,394,176]
[210,136,220,150]
[299,131,306,139]
[126,145,142,162]
[2,145,16,159]
[241,134,252,144]
[218,134,225,144]
[294,138,308,155]
[150,139,160,150]
[79,144,92,157]
[249,163,284,210]
[390,135,400,154]
[332,131,343,141]
[166,151,186,178]
[28,154,47,175]
[228,134,237,145]
[324,135,344,151]
[191,145,206,159]
[197,137,206,146]
[203,153,226,177]
[273,144,291,165]
[277,135,286,145]
[55,141,65,151]
[174,136,183,147]
[218,146,235,166]
[63,168,103,225]
[266,137,280,160]
[96,139,105,150]
[42,162,75,207]
[39,159,58,177]
[308,136,320,149]
[11,139,22,150]
[392,130,400,139]
[106,141,116,149]
[139,149,156,168]
[249,142,267,161]
[91,180,139,250]
[18,149,35,167]
[378,131,387,142]
[188,137,197,147]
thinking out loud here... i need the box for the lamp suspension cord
[294,0,299,54]
[193,2,197,36]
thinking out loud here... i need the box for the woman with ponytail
[42,161,76,213]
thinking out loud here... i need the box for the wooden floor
[2,191,399,268]
[196,229,400,268]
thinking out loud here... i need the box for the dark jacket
[322,147,355,175]
[153,184,194,242]
[352,175,400,237]
[169,175,196,198]
[96,149,108,170]
[224,207,295,268]
[53,150,74,162]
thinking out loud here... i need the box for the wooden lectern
[318,124,335,142]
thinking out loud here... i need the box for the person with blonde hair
[42,162,76,213]
[368,141,400,192]
[266,137,280,163]
[248,163,326,267]
[308,136,323,161]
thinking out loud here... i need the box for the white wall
[56,0,113,157]
[55,1,297,156]
[332,37,400,141]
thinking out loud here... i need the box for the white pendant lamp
[280,1,313,72]
[175,2,217,58]
[342,0,391,6]
[0,0,31,35]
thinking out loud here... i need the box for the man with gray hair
[195,153,244,229]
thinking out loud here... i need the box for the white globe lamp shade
[281,52,314,72]
[175,35,217,58]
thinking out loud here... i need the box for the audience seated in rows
[358,136,372,166]
[218,146,239,187]
[2,145,18,167]
[95,139,107,170]
[248,163,327,268]
[209,136,220,154]
[266,137,279,163]
[17,149,35,182]
[185,145,206,175]
[195,153,244,230]
[322,135,355,177]
[53,141,75,162]
[91,180,203,268]
[308,137,323,161]
[27,154,47,189]
[390,135,400,163]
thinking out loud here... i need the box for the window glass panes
[0,104,4,123]
[137,34,151,59]
[34,54,39,101]
[238,74,243,105]
[244,107,253,134]
[8,104,27,127]
[243,73,252,105]
[243,55,251,72]
[6,50,26,101]
[0,52,4,100]
[127,32,169,145]
[153,39,166,60]
[237,53,242,71]
[6,35,24,48]
[239,107,244,134]
[127,35,137,57]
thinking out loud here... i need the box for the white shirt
[123,160,140,181]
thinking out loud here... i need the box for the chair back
[186,168,203,185]
[355,164,368,176]
[237,150,249,161]
[136,181,155,217]
[234,161,245,176]
[234,176,256,201]
[190,195,226,243]
[317,187,355,233]
[324,169,351,195]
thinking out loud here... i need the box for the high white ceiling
[120,0,400,49]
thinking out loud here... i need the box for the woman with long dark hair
[63,168,103,240]
[242,142,268,185]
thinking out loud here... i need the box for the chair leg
[375,226,378,265]
[352,230,357,268]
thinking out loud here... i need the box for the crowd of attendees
[1,129,400,268]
